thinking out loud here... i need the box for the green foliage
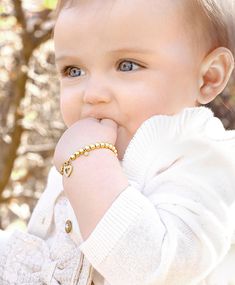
[0,5,5,14]
[0,16,16,29]
[43,0,58,10]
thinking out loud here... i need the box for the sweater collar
[119,106,220,190]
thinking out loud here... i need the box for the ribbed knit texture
[1,106,235,285]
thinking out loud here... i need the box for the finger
[100,118,118,129]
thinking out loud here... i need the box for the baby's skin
[53,0,234,240]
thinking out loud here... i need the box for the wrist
[65,147,120,176]
[60,142,118,177]
[63,148,129,195]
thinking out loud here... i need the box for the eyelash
[60,60,143,78]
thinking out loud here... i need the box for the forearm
[62,149,129,241]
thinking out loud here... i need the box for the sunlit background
[0,0,235,233]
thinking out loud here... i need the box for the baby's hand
[53,118,118,173]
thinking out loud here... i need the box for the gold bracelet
[60,142,118,177]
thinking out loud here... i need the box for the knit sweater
[0,106,235,285]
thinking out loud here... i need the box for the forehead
[54,0,191,59]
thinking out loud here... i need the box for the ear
[196,47,234,105]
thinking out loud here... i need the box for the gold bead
[70,154,76,161]
[85,145,91,151]
[59,142,118,178]
[90,144,96,150]
[65,220,72,233]
[75,151,80,157]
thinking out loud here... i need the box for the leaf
[0,16,16,28]
[0,5,5,14]
[42,0,58,10]
[11,168,27,181]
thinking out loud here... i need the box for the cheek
[60,93,82,127]
[118,87,160,133]
[126,82,165,113]
[60,96,70,127]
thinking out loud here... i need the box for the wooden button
[65,220,72,233]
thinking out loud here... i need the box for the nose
[82,77,112,105]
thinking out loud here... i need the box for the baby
[1,0,235,285]
[53,0,235,157]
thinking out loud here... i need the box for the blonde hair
[53,0,235,59]
[189,0,235,58]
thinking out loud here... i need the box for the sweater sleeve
[79,138,235,285]
[0,230,11,253]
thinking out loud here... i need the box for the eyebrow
[55,47,155,62]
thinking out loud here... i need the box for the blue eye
[60,60,142,78]
[118,60,141,72]
[61,66,85,78]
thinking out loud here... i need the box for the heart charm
[64,164,73,177]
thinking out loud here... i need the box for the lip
[85,115,105,120]
[81,110,119,125]
[83,115,119,126]
[82,111,108,120]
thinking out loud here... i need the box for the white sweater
[0,106,235,285]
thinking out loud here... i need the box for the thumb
[100,118,118,130]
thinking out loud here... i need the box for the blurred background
[0,0,235,231]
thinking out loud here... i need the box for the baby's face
[54,0,203,158]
